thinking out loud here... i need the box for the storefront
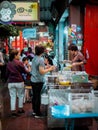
[52,0,98,76]
[84,4,98,76]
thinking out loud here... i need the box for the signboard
[12,2,39,21]
[0,1,39,22]
[0,1,16,23]
[23,28,37,38]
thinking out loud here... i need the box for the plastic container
[93,90,98,112]
[69,93,94,113]
[64,88,94,113]
[41,93,49,105]
[71,71,88,83]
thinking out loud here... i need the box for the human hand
[50,65,56,71]
[45,64,51,69]
[72,62,78,67]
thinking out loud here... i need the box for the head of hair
[35,45,45,56]
[9,49,19,61]
[49,51,55,59]
[22,57,28,62]
[27,55,33,61]
[70,45,78,51]
[68,43,76,50]
[2,48,6,54]
[28,47,32,53]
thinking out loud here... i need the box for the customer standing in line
[30,45,56,118]
[6,49,30,117]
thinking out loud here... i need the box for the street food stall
[41,70,98,129]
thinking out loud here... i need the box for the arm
[60,60,72,64]
[72,52,86,67]
[39,65,56,75]
[72,61,84,67]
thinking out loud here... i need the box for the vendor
[64,45,86,71]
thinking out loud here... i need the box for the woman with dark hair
[69,45,86,71]
[6,49,30,117]
[30,45,55,118]
[64,45,86,71]
[27,47,35,61]
[44,55,53,66]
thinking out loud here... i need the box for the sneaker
[10,113,20,118]
[34,114,44,118]
[17,109,25,114]
[32,112,36,116]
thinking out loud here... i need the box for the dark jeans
[31,82,44,115]
[0,64,6,81]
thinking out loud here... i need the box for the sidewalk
[2,103,47,130]
[0,81,97,130]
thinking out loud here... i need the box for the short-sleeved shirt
[72,51,86,71]
[31,56,45,83]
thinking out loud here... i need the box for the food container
[72,71,88,83]
[65,89,94,113]
[46,75,59,85]
[59,81,71,86]
[41,93,49,105]
[58,74,71,86]
[93,90,98,112]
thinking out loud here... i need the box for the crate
[71,71,88,83]
[67,92,94,113]
[48,89,68,106]
[47,88,94,128]
[93,90,98,113]
[45,74,59,89]
[47,89,67,128]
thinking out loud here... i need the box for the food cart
[43,71,97,129]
